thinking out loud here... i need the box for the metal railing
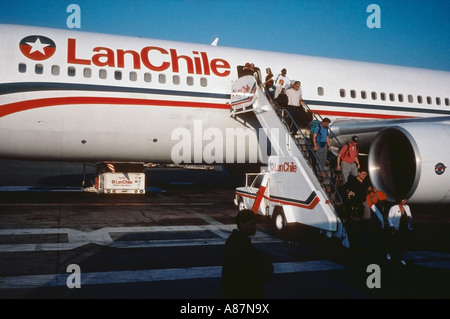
[264,90,345,206]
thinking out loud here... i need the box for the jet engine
[368,123,450,204]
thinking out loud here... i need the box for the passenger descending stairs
[230,75,348,246]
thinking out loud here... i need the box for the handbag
[327,150,337,169]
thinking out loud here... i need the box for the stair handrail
[303,103,344,151]
[239,79,345,205]
[263,92,345,205]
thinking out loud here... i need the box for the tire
[237,197,246,212]
[272,208,286,232]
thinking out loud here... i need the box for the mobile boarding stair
[230,75,349,247]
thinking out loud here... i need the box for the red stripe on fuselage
[0,96,417,120]
[0,96,229,118]
[310,109,415,119]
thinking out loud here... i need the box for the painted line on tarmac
[0,202,216,207]
[0,226,279,252]
[0,186,84,192]
[405,251,450,270]
[110,236,281,248]
[184,208,232,239]
[0,260,344,289]
[0,186,165,193]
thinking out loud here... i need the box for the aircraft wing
[331,116,450,149]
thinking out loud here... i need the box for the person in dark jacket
[221,209,274,298]
[339,169,371,219]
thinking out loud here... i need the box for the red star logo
[19,35,56,61]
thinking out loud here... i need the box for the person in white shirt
[285,80,305,107]
[273,68,291,99]
[284,81,312,128]
[387,198,413,265]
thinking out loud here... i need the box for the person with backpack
[311,117,331,175]
[336,135,360,183]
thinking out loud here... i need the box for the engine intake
[368,123,450,204]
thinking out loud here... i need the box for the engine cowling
[368,123,450,204]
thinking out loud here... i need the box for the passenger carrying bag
[310,120,321,136]
[295,106,313,128]
[276,92,288,108]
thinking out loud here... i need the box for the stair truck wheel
[272,207,286,232]
[237,197,246,212]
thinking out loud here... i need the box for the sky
[0,0,449,71]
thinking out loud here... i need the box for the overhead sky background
[1,0,449,71]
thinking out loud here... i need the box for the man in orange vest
[366,187,387,227]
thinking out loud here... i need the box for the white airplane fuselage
[1,24,450,203]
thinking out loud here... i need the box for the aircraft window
[398,94,404,102]
[361,90,367,99]
[339,89,346,98]
[114,71,122,80]
[408,94,414,103]
[129,71,137,81]
[173,75,180,85]
[445,98,449,106]
[317,87,324,96]
[380,92,386,101]
[99,69,107,79]
[200,77,207,87]
[436,97,441,105]
[371,91,377,100]
[159,74,166,84]
[350,90,356,98]
[417,95,423,104]
[389,93,395,101]
[35,64,43,74]
[83,68,91,78]
[187,76,194,86]
[144,72,152,83]
[68,66,76,77]
[18,63,26,73]
[426,96,432,104]
[52,65,60,76]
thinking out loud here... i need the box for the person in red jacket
[336,135,360,183]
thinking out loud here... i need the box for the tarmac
[0,160,449,304]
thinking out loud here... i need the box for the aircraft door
[237,64,262,84]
